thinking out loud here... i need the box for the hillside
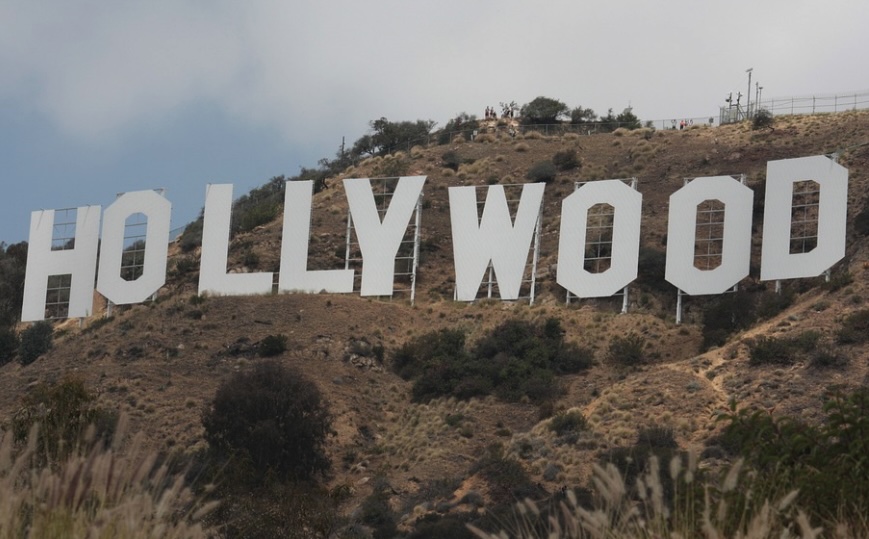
[3,110,869,535]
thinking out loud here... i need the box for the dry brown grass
[0,417,216,539]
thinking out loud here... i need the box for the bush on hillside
[202,361,332,482]
[701,290,757,350]
[606,333,646,366]
[438,113,478,145]
[552,148,580,171]
[469,444,542,506]
[18,320,53,366]
[0,326,18,366]
[231,176,285,235]
[755,288,794,320]
[600,426,682,503]
[0,241,27,327]
[748,331,820,366]
[442,150,462,171]
[636,247,668,293]
[392,318,593,404]
[257,334,288,357]
[211,480,340,539]
[11,377,117,463]
[855,204,869,236]
[526,160,557,184]
[752,108,774,130]
[178,213,204,252]
[837,308,869,344]
[548,410,588,437]
[717,387,869,522]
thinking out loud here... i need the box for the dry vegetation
[3,110,869,536]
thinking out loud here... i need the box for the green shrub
[854,204,869,236]
[258,334,288,357]
[359,481,398,539]
[211,480,339,539]
[19,320,53,365]
[407,513,476,539]
[548,410,588,436]
[747,332,820,366]
[606,333,646,366]
[11,377,117,463]
[717,388,869,522]
[552,149,580,171]
[202,361,332,482]
[0,241,27,327]
[469,444,542,505]
[526,160,557,184]
[230,176,285,235]
[442,150,461,171]
[373,156,410,178]
[836,309,869,344]
[636,247,668,293]
[822,271,853,292]
[600,426,682,502]
[809,345,848,369]
[0,325,18,366]
[172,255,198,277]
[437,113,478,145]
[701,290,757,349]
[393,318,592,404]
[755,288,794,320]
[752,108,774,130]
[520,96,569,125]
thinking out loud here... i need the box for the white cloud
[1,0,868,149]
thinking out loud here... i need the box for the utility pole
[746,68,753,118]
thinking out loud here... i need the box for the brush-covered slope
[3,111,869,524]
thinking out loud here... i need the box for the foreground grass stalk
[0,422,216,539]
[466,453,858,539]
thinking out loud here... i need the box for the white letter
[97,190,171,304]
[278,180,354,293]
[449,183,545,300]
[760,156,848,280]
[557,180,642,297]
[665,176,753,295]
[21,206,101,321]
[344,176,425,296]
[199,184,273,296]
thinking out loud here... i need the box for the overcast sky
[2,0,868,244]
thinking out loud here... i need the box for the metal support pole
[746,68,753,118]
[344,213,353,271]
[676,289,683,325]
[529,203,543,305]
[410,194,422,306]
[487,265,494,299]
[621,287,629,314]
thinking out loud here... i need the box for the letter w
[449,184,544,301]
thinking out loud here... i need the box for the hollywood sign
[21,155,848,322]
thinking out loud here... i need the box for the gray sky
[2,0,868,243]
